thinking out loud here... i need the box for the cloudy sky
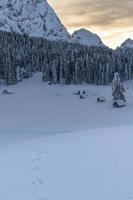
[48,0,133,48]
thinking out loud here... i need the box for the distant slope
[72,28,105,47]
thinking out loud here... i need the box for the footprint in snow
[31,157,41,163]
[37,151,47,156]
[32,178,44,186]
[36,157,41,161]
[32,165,42,171]
[32,150,47,162]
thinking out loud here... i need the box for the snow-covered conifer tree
[112,72,126,102]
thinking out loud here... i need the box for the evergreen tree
[112,72,126,102]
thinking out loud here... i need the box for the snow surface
[1,73,133,199]
[72,28,105,47]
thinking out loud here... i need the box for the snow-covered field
[1,73,133,200]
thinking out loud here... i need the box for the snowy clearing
[1,73,133,199]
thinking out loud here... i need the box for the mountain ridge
[120,38,133,48]
[0,0,132,48]
[0,0,71,41]
[0,0,106,47]
[71,28,105,47]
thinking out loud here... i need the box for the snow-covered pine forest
[0,31,133,86]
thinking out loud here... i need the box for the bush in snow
[97,96,106,102]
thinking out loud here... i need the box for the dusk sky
[48,0,133,48]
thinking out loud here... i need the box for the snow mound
[72,28,105,47]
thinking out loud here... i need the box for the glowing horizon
[48,0,133,49]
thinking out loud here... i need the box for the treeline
[0,31,133,85]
